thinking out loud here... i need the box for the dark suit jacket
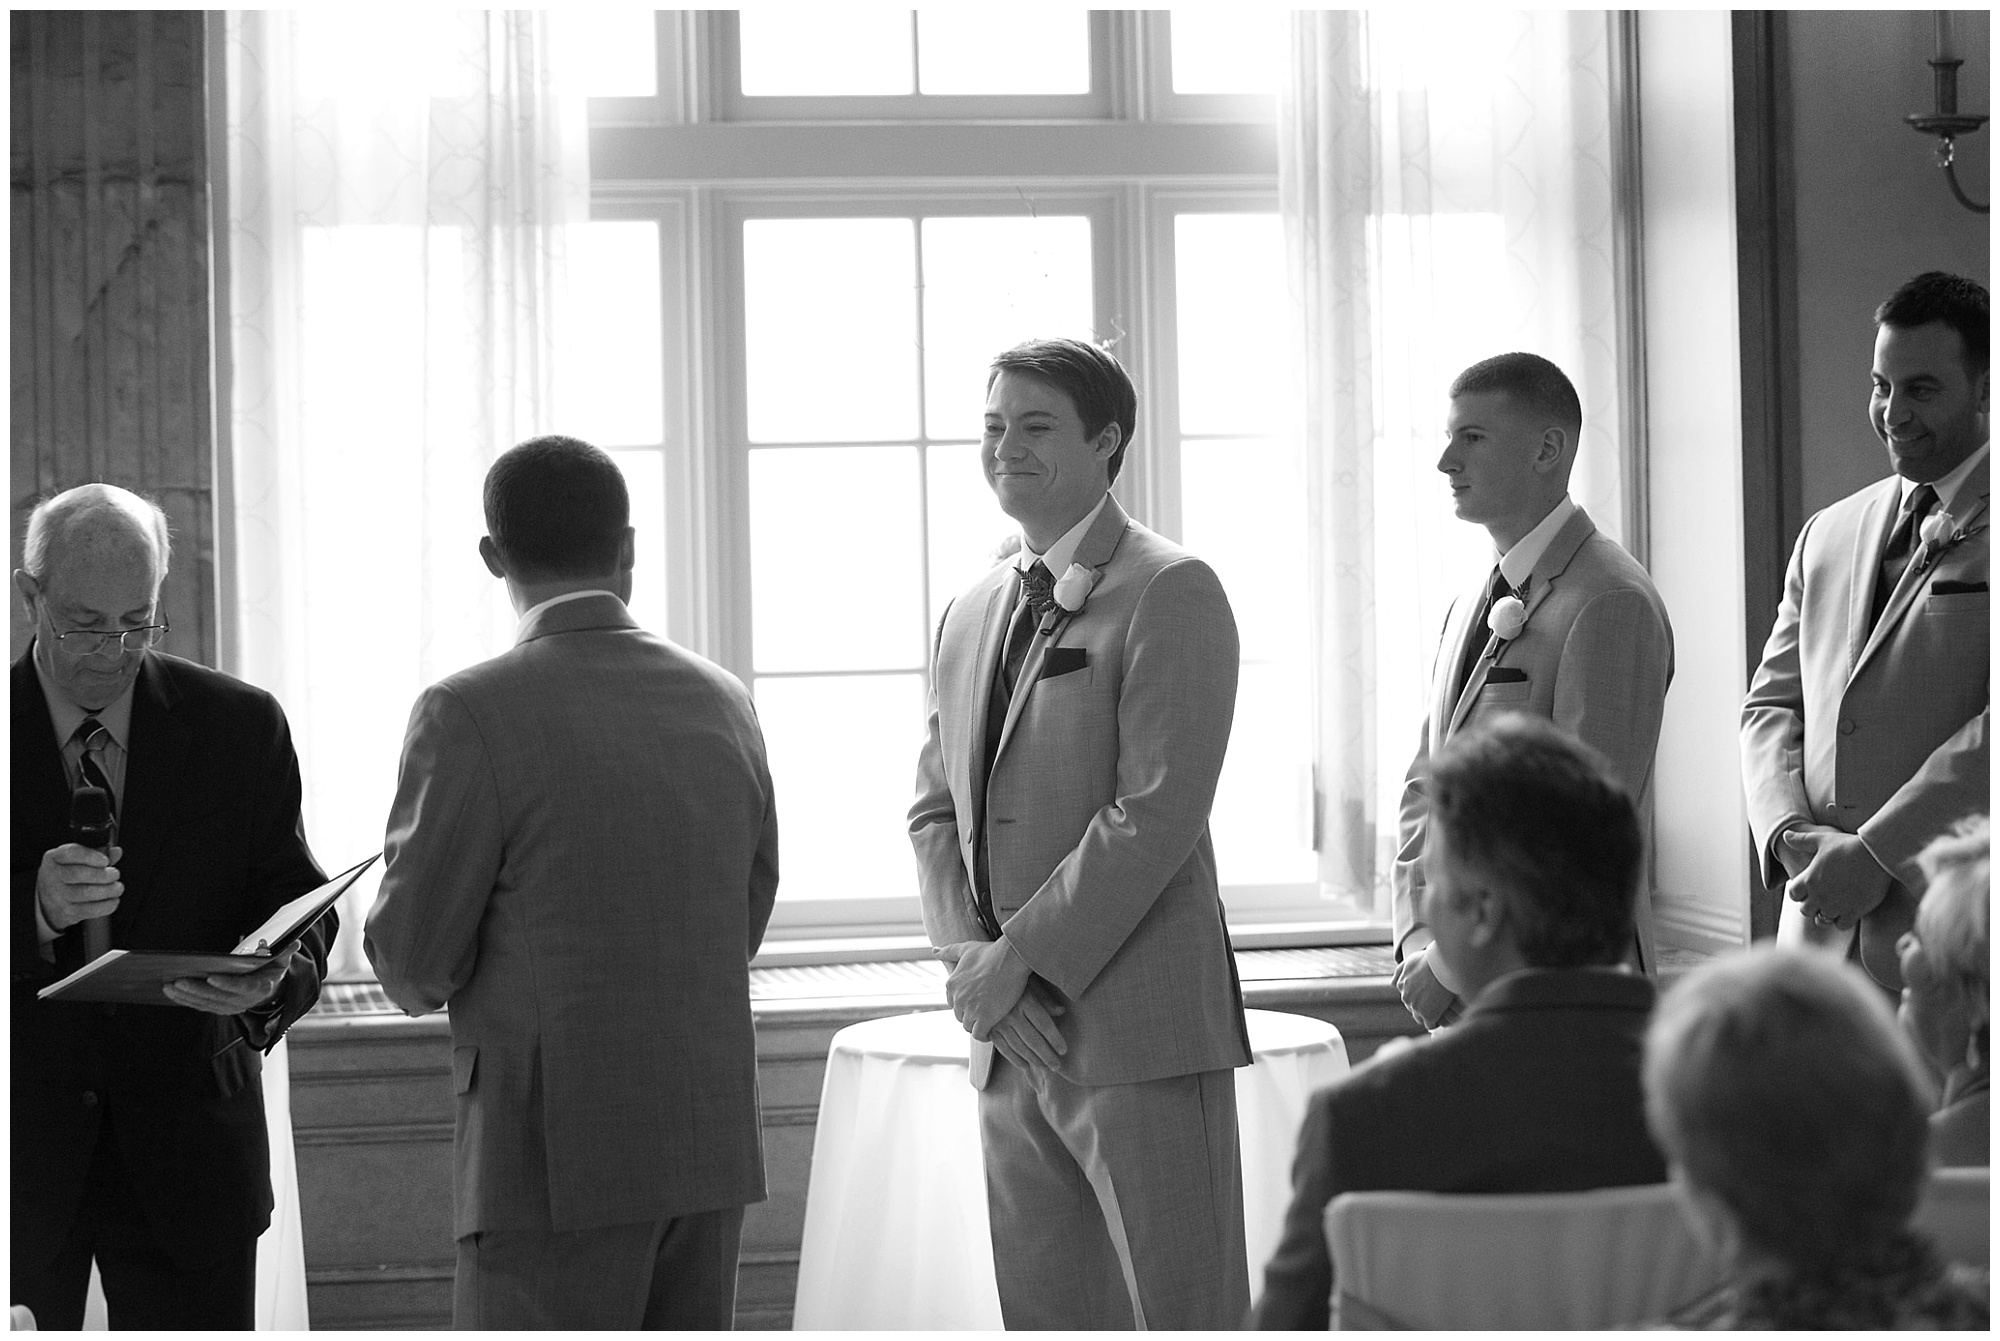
[1249,967,1667,1329]
[11,649,333,1272]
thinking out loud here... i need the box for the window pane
[555,9,657,98]
[1171,10,1286,95]
[611,449,667,636]
[754,674,926,900]
[740,10,913,96]
[1181,440,1305,667]
[559,220,663,447]
[1182,439,1315,890]
[744,218,918,443]
[1175,213,1285,437]
[920,215,1094,441]
[750,446,925,672]
[925,443,1017,631]
[917,10,1089,94]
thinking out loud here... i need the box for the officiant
[11,482,334,1329]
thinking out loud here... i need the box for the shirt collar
[516,588,621,633]
[1900,441,1988,515]
[1017,493,1110,579]
[32,646,137,753]
[1497,495,1576,590]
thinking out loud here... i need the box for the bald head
[16,484,173,712]
[22,484,171,588]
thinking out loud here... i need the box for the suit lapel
[114,655,190,924]
[993,496,1129,765]
[1845,479,1902,673]
[1444,508,1596,738]
[961,576,1015,831]
[12,652,71,850]
[1854,463,1991,679]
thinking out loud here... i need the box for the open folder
[36,852,380,1006]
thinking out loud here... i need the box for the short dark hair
[1874,270,1989,376]
[1448,352,1584,441]
[483,435,629,581]
[1427,713,1640,967]
[987,338,1138,484]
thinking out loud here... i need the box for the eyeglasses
[50,618,170,658]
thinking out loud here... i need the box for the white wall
[1639,11,1751,954]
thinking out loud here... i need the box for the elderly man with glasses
[11,482,334,1329]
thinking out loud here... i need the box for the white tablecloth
[794,1007,1349,1329]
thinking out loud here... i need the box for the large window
[570,13,1325,938]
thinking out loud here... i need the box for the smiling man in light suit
[1394,353,1674,1030]
[910,337,1250,1329]
[366,435,779,1329]
[1742,271,1988,990]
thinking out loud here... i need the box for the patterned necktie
[74,717,117,819]
[1451,567,1512,707]
[1871,483,1939,629]
[1000,561,1056,699]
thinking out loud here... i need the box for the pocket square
[1483,667,1529,685]
[1932,580,1988,595]
[1040,647,1088,680]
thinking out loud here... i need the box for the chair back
[1323,1182,1725,1329]
[1912,1166,1989,1268]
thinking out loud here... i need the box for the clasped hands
[38,841,292,1016]
[936,938,1068,1071]
[1778,825,1892,931]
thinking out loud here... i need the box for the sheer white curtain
[1281,10,1631,912]
[223,10,586,982]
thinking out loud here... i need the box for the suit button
[81,1091,98,1108]
[1838,718,1855,736]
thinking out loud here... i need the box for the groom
[910,337,1251,1328]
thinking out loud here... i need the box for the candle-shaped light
[1935,10,1956,64]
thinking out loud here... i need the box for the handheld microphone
[69,783,116,962]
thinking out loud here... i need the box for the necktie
[1450,567,1512,708]
[74,718,117,816]
[1871,483,1939,629]
[973,562,1056,941]
[71,718,117,964]
[1000,561,1056,700]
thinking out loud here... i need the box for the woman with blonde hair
[1903,816,1990,1166]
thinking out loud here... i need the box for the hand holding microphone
[38,782,122,950]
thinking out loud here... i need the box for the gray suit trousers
[980,1059,1248,1329]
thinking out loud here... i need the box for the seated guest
[1903,817,1990,1166]
[1249,713,1666,1330]
[1643,946,1988,1329]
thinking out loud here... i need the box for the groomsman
[910,338,1251,1328]
[1741,272,1988,988]
[1394,353,1674,1029]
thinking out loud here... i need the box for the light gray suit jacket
[365,595,779,1237]
[1741,457,1989,963]
[911,497,1251,1090]
[1393,507,1674,963]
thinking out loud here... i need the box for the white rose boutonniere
[1053,563,1099,613]
[1487,593,1527,642]
[1912,507,1990,575]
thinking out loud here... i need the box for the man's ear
[1533,425,1570,473]
[478,536,507,580]
[14,569,38,614]
[1465,883,1507,947]
[616,527,636,574]
[1092,422,1123,463]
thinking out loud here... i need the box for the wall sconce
[1905,12,1988,214]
